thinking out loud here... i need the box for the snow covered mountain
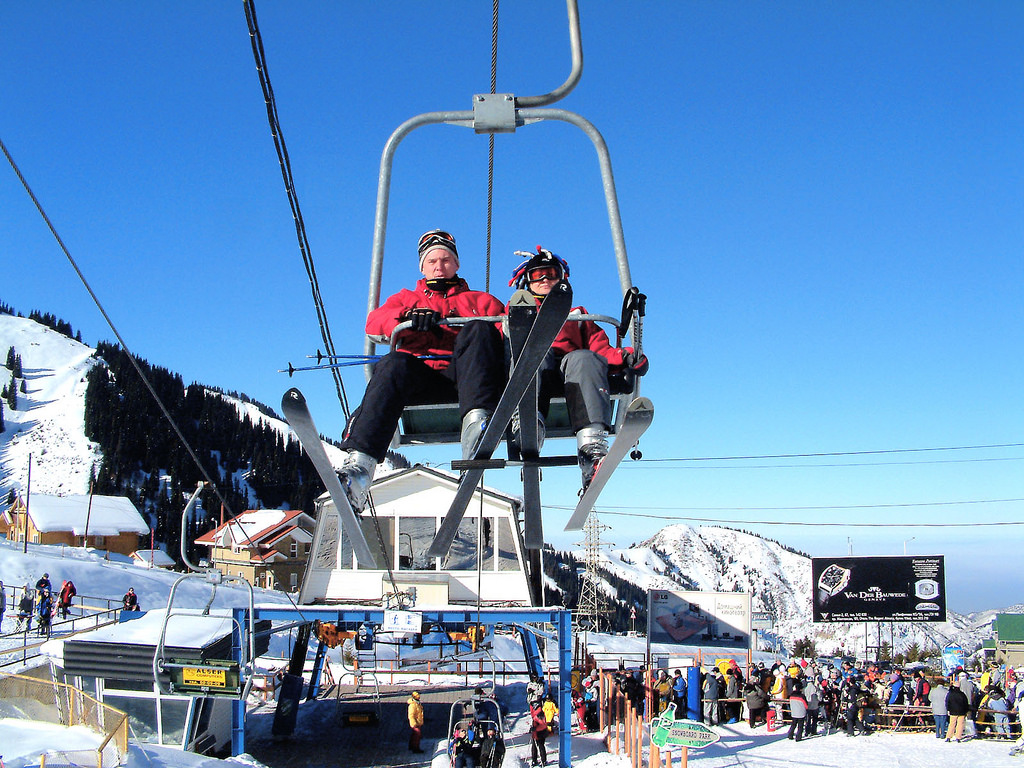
[0,311,351,502]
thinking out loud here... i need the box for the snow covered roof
[194,508,312,550]
[132,549,177,568]
[18,494,149,536]
[41,609,238,668]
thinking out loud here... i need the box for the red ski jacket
[366,278,504,371]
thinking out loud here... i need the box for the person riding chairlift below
[336,229,506,512]
[507,247,649,489]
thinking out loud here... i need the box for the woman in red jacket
[508,247,648,488]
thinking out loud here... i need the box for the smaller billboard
[811,555,946,623]
[648,590,751,648]
[942,644,966,676]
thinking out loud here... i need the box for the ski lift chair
[361,0,644,449]
[446,695,505,768]
[379,288,644,445]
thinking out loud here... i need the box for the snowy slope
[0,314,103,496]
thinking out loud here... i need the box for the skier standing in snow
[702,667,721,726]
[406,690,424,753]
[945,681,971,742]
[57,580,77,620]
[506,247,649,488]
[36,589,53,637]
[672,669,687,715]
[787,681,808,741]
[336,230,506,509]
[930,677,949,739]
[528,700,550,766]
[0,580,6,627]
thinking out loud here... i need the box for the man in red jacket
[338,230,506,509]
[508,247,649,488]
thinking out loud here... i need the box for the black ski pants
[341,320,505,460]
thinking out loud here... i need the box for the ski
[507,292,544,550]
[281,387,381,568]
[428,282,572,558]
[563,396,654,531]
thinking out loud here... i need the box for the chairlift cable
[1,135,303,624]
[483,0,500,293]
[243,0,405,606]
[0,135,237,524]
[243,0,351,420]
[364,494,403,603]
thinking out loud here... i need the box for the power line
[587,511,1024,528]
[643,442,1024,463]
[550,497,1024,513]
[635,456,1024,470]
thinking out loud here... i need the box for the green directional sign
[650,705,721,749]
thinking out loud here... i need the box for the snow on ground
[5,714,1023,768]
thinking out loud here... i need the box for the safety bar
[379,312,623,352]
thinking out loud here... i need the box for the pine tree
[5,347,15,371]
[792,635,817,658]
[0,399,4,432]
[5,372,15,410]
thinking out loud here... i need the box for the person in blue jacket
[888,672,905,706]
[672,669,688,716]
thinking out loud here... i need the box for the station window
[496,518,521,571]
[357,516,393,570]
[398,517,437,570]
[443,517,494,571]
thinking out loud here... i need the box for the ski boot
[460,408,492,461]
[576,423,610,491]
[338,450,376,513]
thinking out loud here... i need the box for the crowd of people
[640,657,1024,744]
[1,573,78,637]
[0,575,143,637]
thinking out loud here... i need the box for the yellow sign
[182,666,228,689]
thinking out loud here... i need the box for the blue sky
[3,3,1022,613]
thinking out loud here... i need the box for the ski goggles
[527,266,561,282]
[418,229,458,257]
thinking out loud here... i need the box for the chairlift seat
[385,308,640,445]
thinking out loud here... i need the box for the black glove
[407,308,442,333]
[622,350,649,377]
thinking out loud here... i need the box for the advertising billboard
[647,590,751,648]
[811,555,946,623]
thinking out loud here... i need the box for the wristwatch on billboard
[817,564,851,605]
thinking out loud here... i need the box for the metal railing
[0,670,129,767]
[1,588,122,670]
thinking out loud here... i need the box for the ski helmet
[509,246,570,290]
[417,229,459,271]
